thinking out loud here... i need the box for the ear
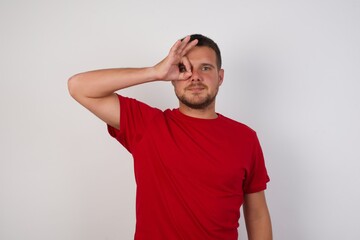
[218,69,224,86]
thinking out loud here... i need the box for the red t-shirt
[108,95,270,240]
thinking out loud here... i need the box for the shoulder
[118,95,163,114]
[218,114,257,136]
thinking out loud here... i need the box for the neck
[178,103,218,119]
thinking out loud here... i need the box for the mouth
[186,84,207,92]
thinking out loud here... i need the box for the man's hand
[154,35,198,81]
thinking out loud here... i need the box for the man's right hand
[153,35,198,82]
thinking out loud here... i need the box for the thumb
[179,71,192,80]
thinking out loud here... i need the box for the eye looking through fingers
[178,64,186,73]
[179,56,192,74]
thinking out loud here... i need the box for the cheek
[173,82,185,94]
[175,80,188,87]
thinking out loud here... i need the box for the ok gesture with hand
[154,36,198,81]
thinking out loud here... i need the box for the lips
[185,84,207,91]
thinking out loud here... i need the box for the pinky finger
[169,39,182,54]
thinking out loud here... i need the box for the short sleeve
[107,94,161,153]
[243,134,270,194]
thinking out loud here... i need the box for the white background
[1,0,359,239]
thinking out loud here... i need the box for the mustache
[185,83,208,90]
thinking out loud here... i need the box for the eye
[178,64,186,73]
[201,65,212,71]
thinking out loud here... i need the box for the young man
[68,34,272,240]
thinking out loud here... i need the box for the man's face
[172,46,224,110]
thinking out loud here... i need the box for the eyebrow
[200,63,216,68]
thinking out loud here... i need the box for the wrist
[151,59,172,81]
[146,66,161,81]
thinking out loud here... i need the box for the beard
[176,83,219,110]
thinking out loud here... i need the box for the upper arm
[79,93,120,130]
[68,75,120,129]
[243,191,272,240]
[243,191,269,219]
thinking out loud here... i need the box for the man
[68,34,272,240]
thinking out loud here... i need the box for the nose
[191,69,202,82]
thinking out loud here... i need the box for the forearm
[68,67,158,99]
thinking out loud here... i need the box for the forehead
[186,46,217,65]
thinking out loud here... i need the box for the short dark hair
[185,34,222,69]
